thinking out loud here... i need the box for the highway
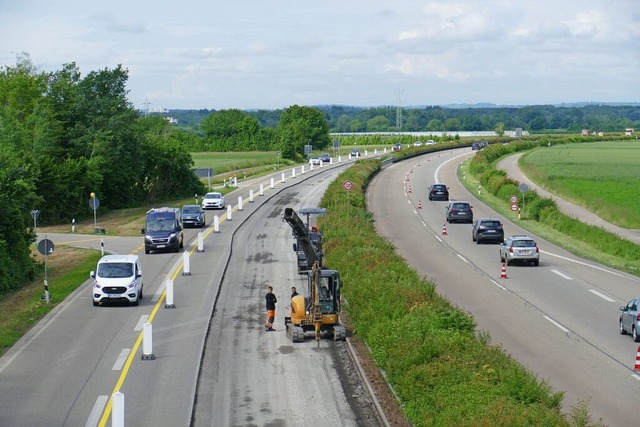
[0,155,381,427]
[367,148,640,427]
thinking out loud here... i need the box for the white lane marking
[456,254,468,263]
[588,290,616,303]
[542,250,640,283]
[632,374,640,382]
[489,279,507,290]
[407,199,412,204]
[551,269,572,280]
[421,221,427,227]
[434,150,474,183]
[112,348,131,370]
[152,280,166,302]
[413,209,418,215]
[134,315,149,331]
[85,395,108,427]
[543,315,570,333]
[434,234,443,243]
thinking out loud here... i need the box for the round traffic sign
[37,239,55,256]
[510,204,519,212]
[342,180,353,191]
[518,183,529,193]
[510,195,518,204]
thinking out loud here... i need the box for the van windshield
[146,212,176,232]
[98,262,134,278]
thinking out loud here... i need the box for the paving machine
[282,207,346,343]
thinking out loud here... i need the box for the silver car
[620,297,640,342]
[499,235,540,266]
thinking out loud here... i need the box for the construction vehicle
[282,207,346,343]
[292,207,325,274]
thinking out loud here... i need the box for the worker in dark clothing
[265,286,277,331]
[291,287,299,299]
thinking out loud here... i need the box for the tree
[494,122,505,137]
[366,115,389,132]
[426,119,443,131]
[276,105,330,158]
[443,118,461,131]
[200,109,261,151]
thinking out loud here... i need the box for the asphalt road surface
[367,148,640,427]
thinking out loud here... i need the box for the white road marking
[134,315,149,331]
[542,250,640,283]
[588,289,616,303]
[434,234,443,243]
[489,279,507,290]
[112,348,131,370]
[413,209,418,215]
[85,395,108,427]
[551,269,573,280]
[456,254,468,263]
[543,315,570,333]
[152,280,166,302]
[632,374,640,382]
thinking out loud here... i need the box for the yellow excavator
[282,207,346,343]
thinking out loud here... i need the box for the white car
[91,255,143,306]
[308,157,321,165]
[202,192,225,209]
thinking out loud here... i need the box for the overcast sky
[2,1,639,111]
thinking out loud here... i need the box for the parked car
[428,184,449,201]
[413,141,423,147]
[182,204,206,228]
[472,218,504,244]
[392,143,402,151]
[308,157,321,165]
[202,192,225,210]
[90,255,143,306]
[319,153,331,163]
[445,201,473,223]
[619,297,640,342]
[350,149,361,157]
[426,139,436,145]
[499,235,540,266]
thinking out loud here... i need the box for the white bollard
[281,172,285,183]
[214,215,220,233]
[142,322,155,359]
[384,147,387,153]
[260,183,264,196]
[338,155,342,163]
[112,392,124,427]
[292,168,296,178]
[165,279,175,308]
[330,157,333,164]
[375,149,378,155]
[270,177,274,189]
[182,251,191,276]
[249,189,254,202]
[100,238,104,256]
[227,204,232,221]
[301,165,305,174]
[365,149,368,157]
[238,196,243,211]
[197,231,204,253]
[319,160,323,168]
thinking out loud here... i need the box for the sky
[2,1,639,111]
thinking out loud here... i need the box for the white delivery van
[90,255,143,306]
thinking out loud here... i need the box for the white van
[90,255,143,306]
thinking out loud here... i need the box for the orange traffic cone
[635,346,640,371]
[441,224,447,235]
[418,200,422,209]
[500,263,508,279]
[408,184,412,193]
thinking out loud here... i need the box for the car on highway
[319,153,331,163]
[426,139,436,145]
[472,218,504,244]
[90,254,143,306]
[350,149,361,157]
[428,184,449,201]
[499,235,540,266]
[182,204,206,228]
[392,143,402,151]
[308,157,321,165]
[413,141,423,147]
[445,201,473,223]
[202,192,225,210]
[620,298,640,342]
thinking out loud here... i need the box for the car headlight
[169,232,177,239]
[94,282,102,289]
[127,280,136,289]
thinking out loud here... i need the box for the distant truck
[141,207,184,254]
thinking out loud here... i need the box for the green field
[519,141,640,228]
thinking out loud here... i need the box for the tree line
[168,103,640,135]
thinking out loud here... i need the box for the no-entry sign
[342,180,353,191]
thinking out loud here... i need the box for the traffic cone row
[441,224,447,235]
[500,263,508,279]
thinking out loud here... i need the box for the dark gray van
[141,207,184,254]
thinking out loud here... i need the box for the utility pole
[395,88,404,129]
